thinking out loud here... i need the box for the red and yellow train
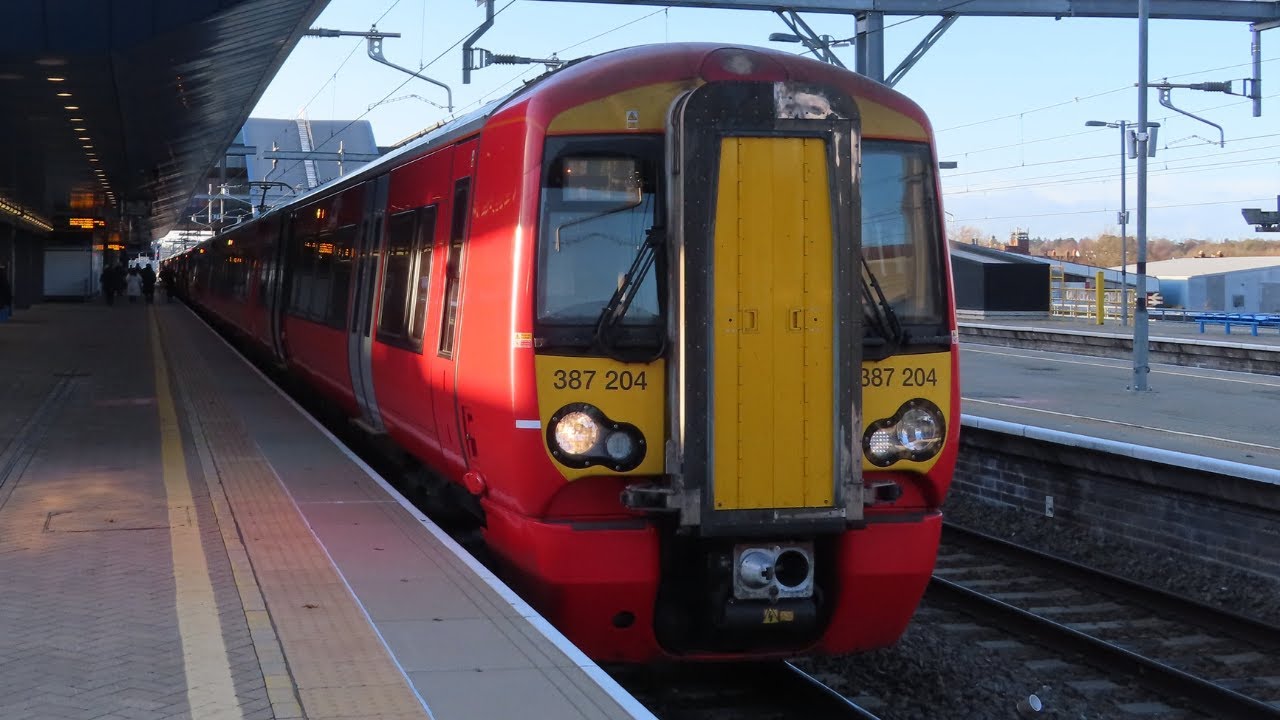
[173,43,959,662]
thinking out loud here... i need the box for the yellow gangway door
[712,137,835,511]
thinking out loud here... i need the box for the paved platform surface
[0,302,649,720]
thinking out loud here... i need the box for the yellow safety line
[150,309,245,720]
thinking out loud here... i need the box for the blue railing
[1182,312,1280,335]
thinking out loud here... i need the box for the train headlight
[553,411,599,455]
[896,406,943,454]
[862,399,946,467]
[866,427,899,464]
[604,431,636,462]
[547,403,647,471]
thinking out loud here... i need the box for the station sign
[68,217,106,230]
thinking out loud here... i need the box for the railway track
[933,523,1280,719]
[608,660,881,720]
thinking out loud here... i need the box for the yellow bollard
[1095,271,1105,325]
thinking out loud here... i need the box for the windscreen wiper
[861,256,906,353]
[594,225,665,362]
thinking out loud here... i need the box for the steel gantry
[522,0,1280,86]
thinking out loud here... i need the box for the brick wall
[952,426,1280,581]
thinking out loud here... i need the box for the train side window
[232,253,249,300]
[295,235,319,317]
[438,179,470,358]
[327,224,356,329]
[256,252,270,307]
[286,218,301,312]
[408,206,438,345]
[378,210,418,341]
[311,232,334,321]
[220,253,236,298]
[288,219,316,317]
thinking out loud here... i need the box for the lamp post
[1135,0,1151,392]
[1085,120,1130,327]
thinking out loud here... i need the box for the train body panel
[283,317,356,414]
[367,145,454,469]
[451,111,552,516]
[175,42,959,663]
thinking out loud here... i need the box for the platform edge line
[149,308,245,720]
[179,303,659,720]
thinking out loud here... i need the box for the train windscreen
[536,136,664,349]
[862,140,946,334]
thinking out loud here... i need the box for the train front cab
[487,47,958,663]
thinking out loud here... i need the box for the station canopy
[0,0,328,240]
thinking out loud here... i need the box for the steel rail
[943,523,1280,647]
[782,661,883,719]
[929,575,1280,719]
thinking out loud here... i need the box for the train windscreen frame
[861,139,948,347]
[535,135,665,353]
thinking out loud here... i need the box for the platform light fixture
[63,105,78,110]
[0,193,53,233]
[56,92,72,97]
[47,76,65,82]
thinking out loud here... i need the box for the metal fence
[1049,266,1134,321]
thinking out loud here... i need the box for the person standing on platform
[159,264,176,303]
[112,263,127,303]
[100,264,117,305]
[141,264,156,304]
[125,267,142,304]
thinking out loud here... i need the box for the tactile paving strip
[156,308,429,720]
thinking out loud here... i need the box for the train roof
[193,43,930,251]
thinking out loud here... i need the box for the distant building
[159,117,380,257]
[1004,229,1030,255]
[950,243,1051,318]
[1117,256,1280,312]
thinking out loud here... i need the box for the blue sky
[251,1,1280,242]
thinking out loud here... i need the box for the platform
[958,316,1280,475]
[962,313,1280,349]
[0,302,651,720]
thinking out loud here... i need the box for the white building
[1118,256,1280,313]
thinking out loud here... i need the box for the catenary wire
[268,0,521,190]
[938,57,1278,134]
[952,196,1277,223]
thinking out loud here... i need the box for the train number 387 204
[861,366,938,388]
[552,369,649,391]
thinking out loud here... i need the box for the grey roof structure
[182,117,379,228]
[1117,256,1280,278]
[0,0,328,240]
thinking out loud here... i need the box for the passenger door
[430,140,477,470]
[347,175,390,433]
[267,215,291,363]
